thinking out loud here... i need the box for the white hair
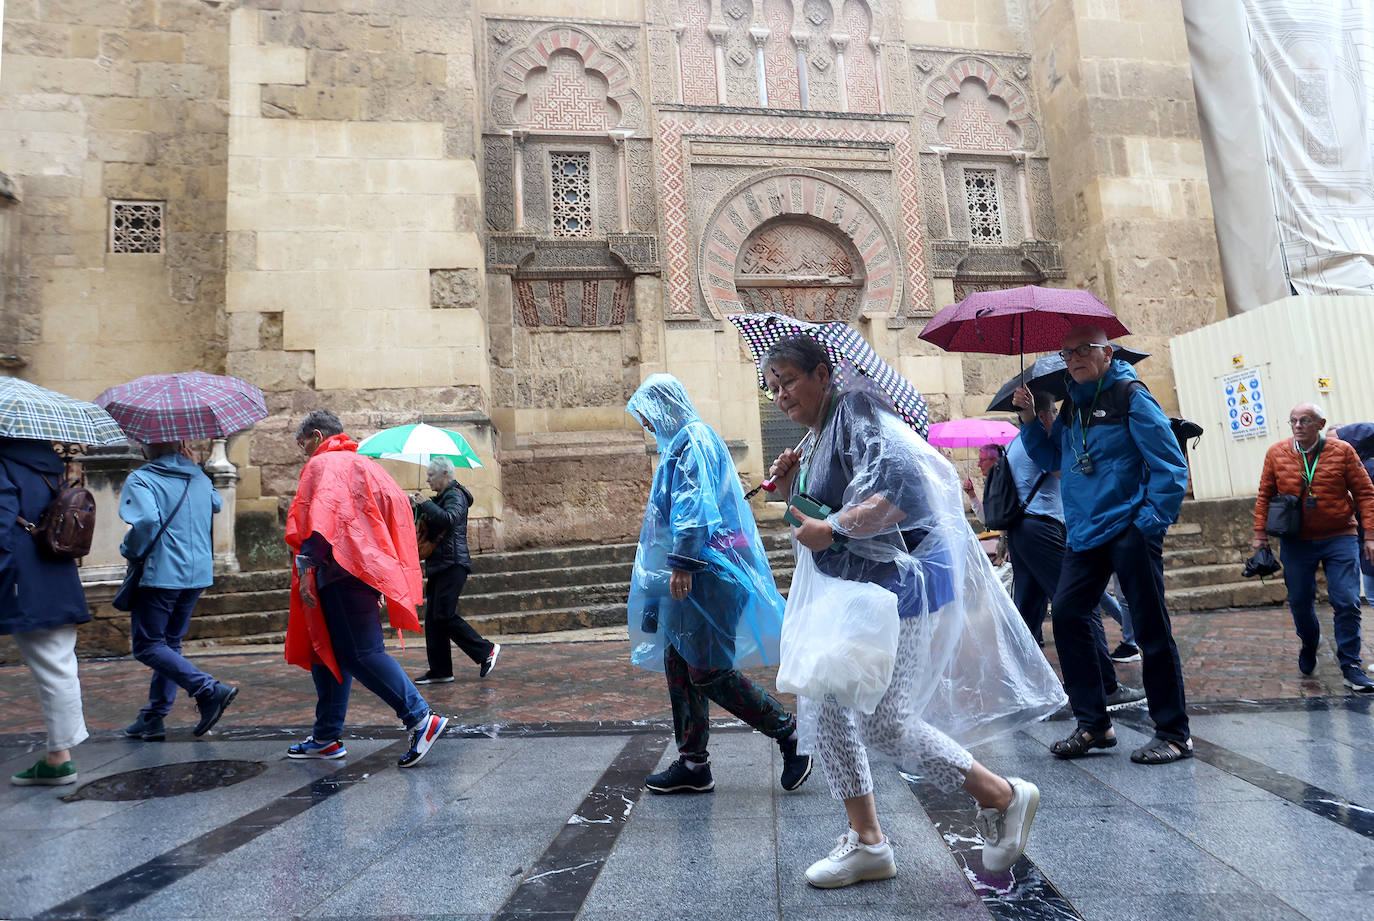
[426,456,456,477]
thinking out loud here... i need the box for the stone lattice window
[109,200,165,253]
[963,169,1002,244]
[550,152,593,237]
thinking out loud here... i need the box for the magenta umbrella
[918,286,1130,373]
[96,371,268,443]
[927,418,1020,449]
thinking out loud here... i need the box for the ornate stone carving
[488,21,646,132]
[679,0,718,105]
[696,169,901,319]
[608,232,661,273]
[647,28,680,104]
[843,0,879,114]
[801,0,838,109]
[929,240,1063,281]
[483,135,515,232]
[916,52,1039,154]
[724,0,758,105]
[513,277,636,327]
[624,138,658,233]
[762,0,800,108]
[918,152,947,238]
[657,113,932,318]
[735,220,865,322]
[487,234,540,272]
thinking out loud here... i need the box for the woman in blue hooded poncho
[626,373,812,795]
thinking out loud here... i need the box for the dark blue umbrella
[985,346,1150,413]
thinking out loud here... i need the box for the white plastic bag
[776,549,900,714]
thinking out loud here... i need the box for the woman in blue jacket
[120,443,238,740]
[0,438,90,786]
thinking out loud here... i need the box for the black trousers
[422,565,492,676]
[1052,524,1189,742]
[1007,515,1117,690]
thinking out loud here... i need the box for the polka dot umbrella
[727,312,930,438]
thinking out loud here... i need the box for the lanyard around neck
[1296,438,1323,487]
[1073,377,1107,453]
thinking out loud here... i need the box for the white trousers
[811,617,974,800]
[13,625,89,753]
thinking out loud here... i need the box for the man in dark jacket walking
[0,438,90,785]
[1014,324,1192,765]
[411,456,498,683]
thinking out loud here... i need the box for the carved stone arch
[492,26,644,132]
[696,169,901,320]
[921,56,1035,151]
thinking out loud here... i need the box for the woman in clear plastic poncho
[626,373,813,795]
[762,336,1066,889]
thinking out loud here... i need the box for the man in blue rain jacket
[1014,325,1192,765]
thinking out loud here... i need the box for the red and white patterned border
[657,111,932,316]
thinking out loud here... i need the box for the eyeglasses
[1288,416,1320,428]
[1058,344,1109,360]
[766,374,805,400]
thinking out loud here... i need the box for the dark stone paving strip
[491,733,670,921]
[905,776,1085,921]
[30,742,405,921]
[1111,713,1374,842]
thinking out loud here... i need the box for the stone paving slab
[3,602,1374,921]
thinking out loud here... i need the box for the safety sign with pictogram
[1222,367,1268,441]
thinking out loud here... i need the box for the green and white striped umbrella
[0,377,127,445]
[356,423,483,469]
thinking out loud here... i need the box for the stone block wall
[0,0,231,394]
[221,1,499,536]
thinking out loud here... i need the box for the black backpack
[1057,379,1200,463]
[982,446,1048,530]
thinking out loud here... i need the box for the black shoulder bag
[112,479,192,612]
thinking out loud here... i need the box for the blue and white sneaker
[398,712,448,768]
[286,737,347,760]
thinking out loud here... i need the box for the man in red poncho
[284,409,448,767]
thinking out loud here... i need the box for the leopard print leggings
[807,616,974,799]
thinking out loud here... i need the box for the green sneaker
[11,759,77,786]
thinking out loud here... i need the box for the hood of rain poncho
[625,374,785,672]
[788,366,1066,751]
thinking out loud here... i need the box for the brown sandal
[1050,726,1117,759]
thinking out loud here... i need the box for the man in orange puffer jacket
[1253,402,1374,690]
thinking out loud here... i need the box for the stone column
[204,437,240,574]
[751,28,769,106]
[1027,0,1225,411]
[870,38,886,113]
[672,24,686,104]
[1013,152,1035,242]
[793,32,810,108]
[512,130,527,232]
[612,133,630,233]
[709,24,729,105]
[832,33,849,112]
[934,148,954,237]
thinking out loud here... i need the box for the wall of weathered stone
[221,0,499,543]
[0,0,230,396]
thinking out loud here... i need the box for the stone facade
[1,0,1227,554]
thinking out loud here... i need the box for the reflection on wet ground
[63,760,267,803]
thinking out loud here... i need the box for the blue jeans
[131,587,215,718]
[1098,575,1136,646]
[310,573,429,740]
[1281,535,1364,669]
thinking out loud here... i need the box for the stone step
[471,543,639,574]
[183,630,287,652]
[187,610,288,641]
[462,583,630,617]
[1164,579,1288,612]
[467,603,627,637]
[197,588,291,616]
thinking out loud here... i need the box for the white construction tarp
[1184,0,1374,310]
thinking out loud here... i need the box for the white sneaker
[976,777,1040,873]
[804,829,897,888]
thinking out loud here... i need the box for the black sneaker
[1298,645,1317,676]
[124,714,165,742]
[778,731,813,792]
[1342,668,1374,693]
[193,682,238,736]
[414,672,455,685]
[645,757,714,794]
[1109,642,1141,663]
[479,643,501,678]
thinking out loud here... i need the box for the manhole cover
[63,760,268,802]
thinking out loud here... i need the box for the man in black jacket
[411,457,498,683]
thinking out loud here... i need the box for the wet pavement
[3,603,1374,921]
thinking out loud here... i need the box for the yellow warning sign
[1239,395,1249,405]
[1232,354,1244,367]
[1237,382,1247,393]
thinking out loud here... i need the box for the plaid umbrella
[918,286,1129,373]
[96,372,268,443]
[0,377,127,445]
[727,312,930,438]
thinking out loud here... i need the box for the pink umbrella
[926,418,1020,448]
[918,285,1130,373]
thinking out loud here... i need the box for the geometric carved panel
[697,169,899,318]
[735,219,865,322]
[492,25,643,132]
[680,0,718,105]
[923,56,1032,151]
[763,0,800,108]
[514,277,634,327]
[843,0,880,114]
[519,50,619,132]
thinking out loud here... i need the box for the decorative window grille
[963,169,1003,245]
[549,152,593,237]
[109,200,165,253]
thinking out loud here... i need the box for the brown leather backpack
[19,474,96,561]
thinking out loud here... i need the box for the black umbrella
[1336,422,1374,461]
[985,346,1150,413]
